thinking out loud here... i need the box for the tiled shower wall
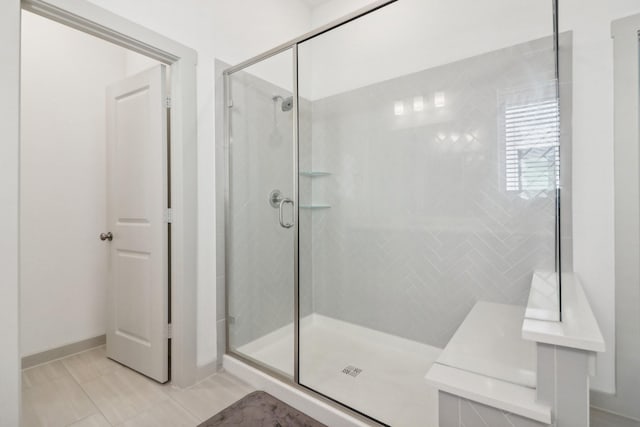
[301,36,566,348]
[222,34,571,352]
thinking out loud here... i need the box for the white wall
[311,0,375,28]
[20,11,161,357]
[84,0,313,368]
[212,0,311,66]
[20,10,124,356]
[124,50,161,77]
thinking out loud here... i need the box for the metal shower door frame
[223,46,298,385]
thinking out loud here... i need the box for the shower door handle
[279,198,294,229]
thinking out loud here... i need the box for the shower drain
[342,366,363,377]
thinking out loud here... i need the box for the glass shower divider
[224,0,560,425]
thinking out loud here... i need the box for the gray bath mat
[198,391,327,427]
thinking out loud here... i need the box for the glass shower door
[296,0,558,425]
[226,49,296,378]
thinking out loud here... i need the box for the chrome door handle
[279,198,294,229]
[100,232,113,241]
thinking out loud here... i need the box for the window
[504,98,560,195]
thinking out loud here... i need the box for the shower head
[272,95,293,112]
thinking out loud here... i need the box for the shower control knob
[100,232,113,242]
[270,189,284,208]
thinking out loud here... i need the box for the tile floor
[21,346,254,427]
[21,343,640,427]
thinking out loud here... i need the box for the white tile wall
[300,35,561,347]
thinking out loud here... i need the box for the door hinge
[165,208,174,224]
[165,96,172,108]
[166,323,173,339]
[227,99,233,108]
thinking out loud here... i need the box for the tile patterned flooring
[21,346,254,427]
[22,344,640,427]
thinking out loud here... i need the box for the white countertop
[522,272,605,353]
[436,301,537,388]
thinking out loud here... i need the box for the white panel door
[105,65,169,383]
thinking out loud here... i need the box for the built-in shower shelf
[299,204,331,209]
[299,171,331,177]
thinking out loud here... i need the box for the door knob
[100,232,113,241]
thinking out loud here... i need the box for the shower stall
[222,0,566,425]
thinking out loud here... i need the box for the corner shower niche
[223,0,566,425]
[299,171,331,209]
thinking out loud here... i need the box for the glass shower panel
[226,49,295,377]
[297,0,558,425]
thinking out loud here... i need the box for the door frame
[0,0,198,421]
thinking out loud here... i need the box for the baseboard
[591,405,640,424]
[22,335,106,369]
[196,358,219,382]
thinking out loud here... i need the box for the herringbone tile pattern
[305,36,558,347]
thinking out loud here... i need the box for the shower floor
[236,314,442,427]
